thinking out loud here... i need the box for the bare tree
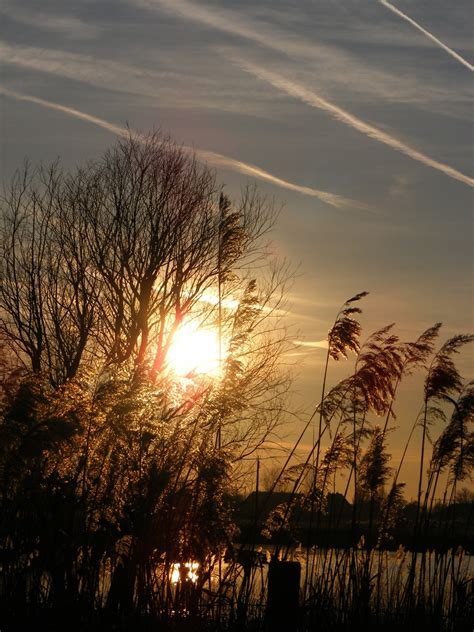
[1,133,279,380]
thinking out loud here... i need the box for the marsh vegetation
[0,134,472,631]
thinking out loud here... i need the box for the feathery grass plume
[319,325,403,435]
[261,499,295,541]
[219,278,260,410]
[424,385,473,525]
[425,335,474,401]
[414,333,473,554]
[382,323,441,425]
[421,334,474,497]
[227,279,260,354]
[378,482,406,546]
[358,426,392,500]
[317,326,403,546]
[271,290,372,565]
[217,192,246,283]
[327,291,368,361]
[353,324,404,416]
[313,291,368,470]
[356,426,393,548]
[278,462,314,493]
[445,383,474,484]
[381,322,444,534]
[307,291,369,563]
[320,325,403,429]
[317,432,352,494]
[423,404,448,432]
[319,379,351,426]
[380,324,442,439]
[402,323,442,375]
[279,440,352,517]
[431,383,474,475]
[451,431,474,483]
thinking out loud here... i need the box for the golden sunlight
[170,562,199,584]
[167,321,225,376]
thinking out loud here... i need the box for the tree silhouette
[0,132,293,628]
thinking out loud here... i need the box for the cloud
[137,0,319,58]
[0,41,184,98]
[294,339,329,350]
[234,59,474,188]
[0,3,100,40]
[380,1,474,72]
[0,87,365,209]
[0,41,303,120]
[388,174,413,198]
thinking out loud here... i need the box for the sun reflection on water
[170,561,199,584]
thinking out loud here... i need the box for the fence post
[266,559,301,632]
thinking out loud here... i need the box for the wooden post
[266,560,301,632]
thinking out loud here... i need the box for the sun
[166,321,224,377]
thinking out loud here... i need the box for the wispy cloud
[234,59,474,188]
[380,0,474,72]
[0,41,300,120]
[294,339,329,350]
[0,3,100,40]
[388,174,414,199]
[0,41,183,98]
[0,87,364,209]
[138,0,318,58]
[137,0,470,119]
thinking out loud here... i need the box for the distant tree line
[236,488,474,550]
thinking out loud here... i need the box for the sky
[1,0,473,496]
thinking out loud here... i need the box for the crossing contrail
[234,60,474,188]
[0,87,366,209]
[380,0,474,72]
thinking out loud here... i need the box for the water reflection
[170,561,199,584]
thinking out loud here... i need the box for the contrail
[193,148,368,209]
[0,87,129,137]
[380,0,474,72]
[133,0,472,186]
[0,87,364,209]
[235,60,474,188]
[137,0,471,114]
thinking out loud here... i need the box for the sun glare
[167,321,224,377]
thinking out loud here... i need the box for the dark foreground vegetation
[0,133,473,631]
